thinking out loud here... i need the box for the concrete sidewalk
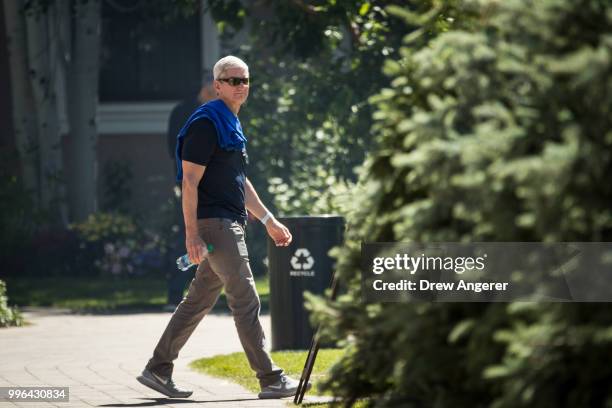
[0,309,328,408]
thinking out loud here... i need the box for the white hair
[213,56,249,79]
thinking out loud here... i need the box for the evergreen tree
[308,1,612,406]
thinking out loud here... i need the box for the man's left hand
[266,219,292,246]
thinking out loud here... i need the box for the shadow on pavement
[99,396,263,406]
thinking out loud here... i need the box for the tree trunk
[0,1,15,154]
[4,0,40,202]
[66,0,101,222]
[25,2,68,224]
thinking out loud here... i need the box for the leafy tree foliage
[306,1,612,406]
[210,0,449,215]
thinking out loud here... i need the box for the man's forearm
[182,180,199,236]
[245,177,272,220]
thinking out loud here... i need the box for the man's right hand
[186,233,207,265]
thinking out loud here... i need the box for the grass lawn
[191,349,369,407]
[190,349,352,403]
[4,274,270,313]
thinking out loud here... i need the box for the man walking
[137,56,310,400]
[165,78,215,309]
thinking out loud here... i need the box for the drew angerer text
[372,279,509,293]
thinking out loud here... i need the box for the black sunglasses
[217,77,250,86]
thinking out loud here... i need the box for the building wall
[89,1,220,218]
[97,132,175,216]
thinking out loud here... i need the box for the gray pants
[145,218,283,387]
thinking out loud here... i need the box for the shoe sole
[258,382,311,399]
[136,374,193,398]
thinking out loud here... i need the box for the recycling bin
[268,215,345,350]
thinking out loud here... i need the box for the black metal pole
[294,335,316,403]
[295,335,321,403]
[294,272,340,404]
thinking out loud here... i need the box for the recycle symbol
[290,248,315,270]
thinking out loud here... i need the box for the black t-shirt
[181,118,247,224]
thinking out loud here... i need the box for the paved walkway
[0,309,329,408]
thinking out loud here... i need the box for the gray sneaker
[136,368,193,398]
[258,374,311,399]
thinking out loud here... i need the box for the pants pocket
[230,223,249,260]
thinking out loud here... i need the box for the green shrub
[307,1,612,407]
[0,280,23,328]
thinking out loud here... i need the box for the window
[99,1,201,102]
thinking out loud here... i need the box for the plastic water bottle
[176,243,215,271]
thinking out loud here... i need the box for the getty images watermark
[361,243,612,302]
